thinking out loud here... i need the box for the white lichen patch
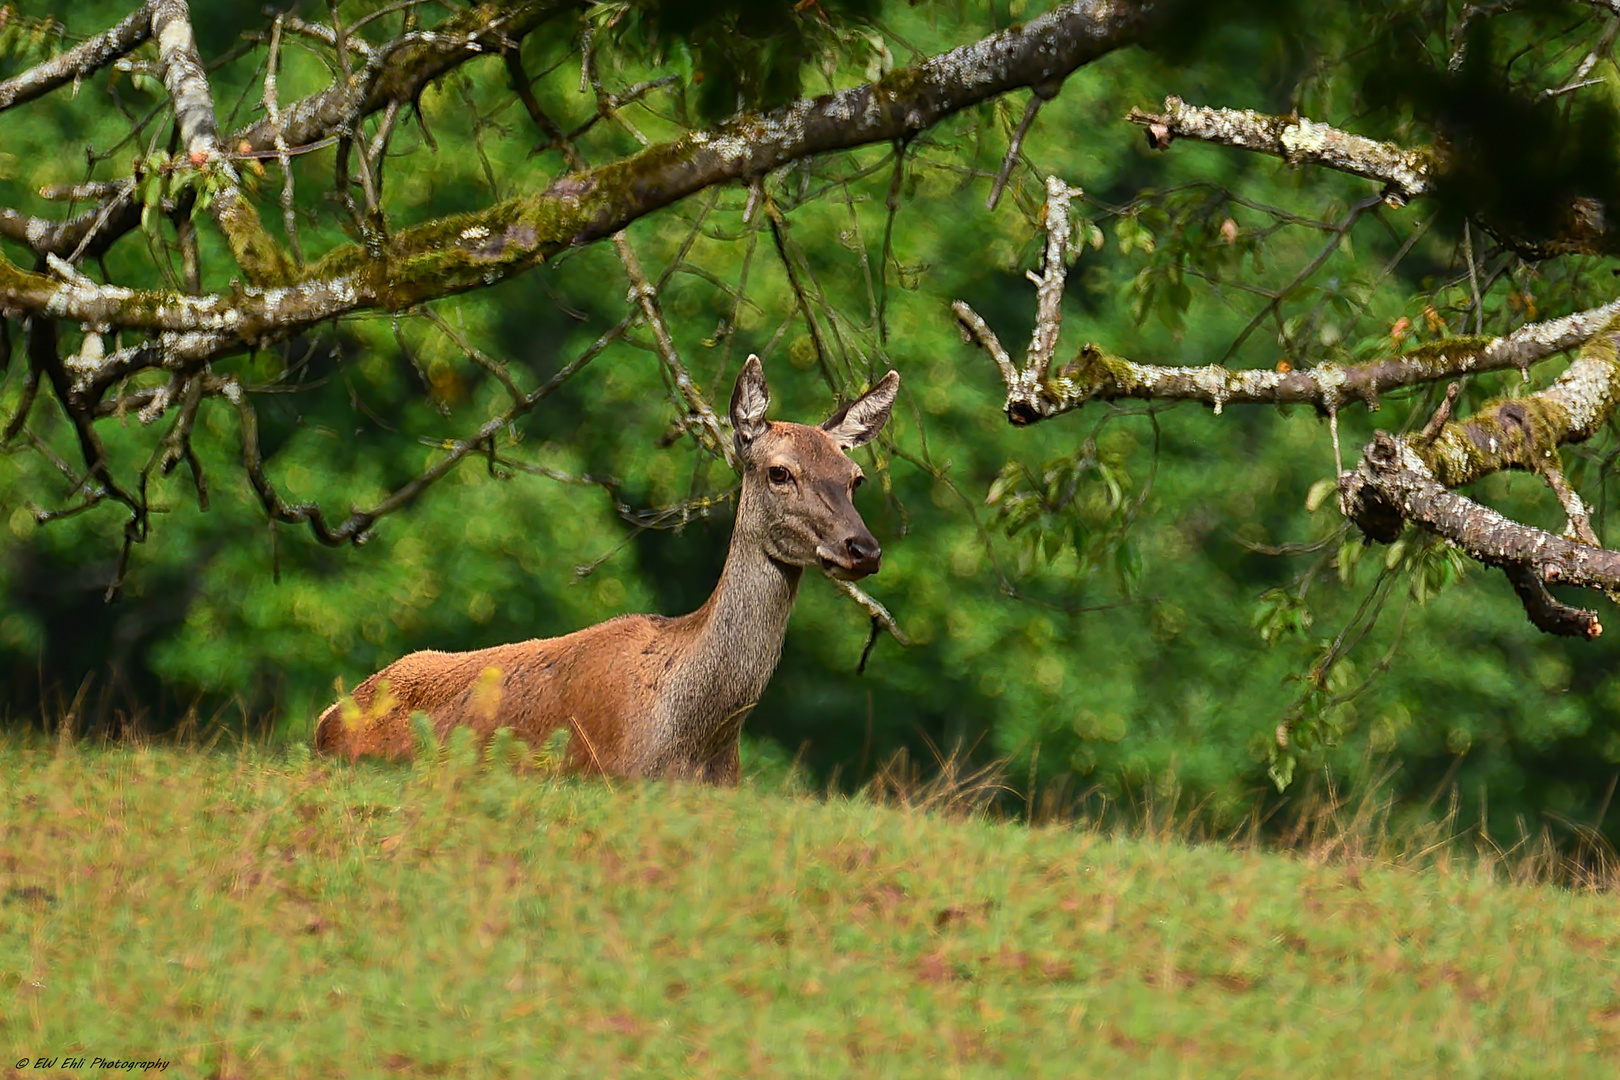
[1316,364,1347,390]
[155,17,194,57]
[1548,347,1620,438]
[1191,366,1227,402]
[63,332,104,375]
[706,134,751,163]
[1279,119,1333,161]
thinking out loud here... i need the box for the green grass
[2,738,1618,1078]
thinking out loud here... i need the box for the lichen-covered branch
[151,1,221,166]
[1337,323,1620,638]
[960,211,1620,423]
[3,0,1152,391]
[1127,95,1438,205]
[1343,432,1618,637]
[962,165,1620,641]
[0,0,578,263]
[150,0,294,284]
[1127,93,1620,256]
[0,253,361,345]
[1539,459,1600,546]
[952,300,1016,387]
[955,175,1085,423]
[537,1,1147,252]
[1408,321,1620,488]
[234,0,575,154]
[1028,177,1081,381]
[0,1,156,113]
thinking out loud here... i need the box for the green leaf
[1268,747,1297,791]
[411,711,440,766]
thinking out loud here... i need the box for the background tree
[5,0,1620,844]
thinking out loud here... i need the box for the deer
[313,355,899,784]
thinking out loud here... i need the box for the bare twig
[261,15,303,266]
[1419,382,1461,443]
[1540,14,1620,100]
[828,575,912,674]
[986,94,1043,211]
[614,234,735,469]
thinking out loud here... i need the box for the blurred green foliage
[2,0,1620,846]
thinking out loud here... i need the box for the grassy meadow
[1,734,1618,1078]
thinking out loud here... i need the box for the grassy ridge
[1,741,1618,1078]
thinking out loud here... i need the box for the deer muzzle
[819,533,882,580]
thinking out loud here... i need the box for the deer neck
[677,518,803,720]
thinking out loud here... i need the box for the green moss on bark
[1415,394,1572,486]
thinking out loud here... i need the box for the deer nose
[845,534,882,576]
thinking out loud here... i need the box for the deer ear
[822,370,900,450]
[730,354,771,448]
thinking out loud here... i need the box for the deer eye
[768,465,792,485]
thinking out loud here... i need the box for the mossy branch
[957,174,1620,422]
[4,0,1153,389]
[0,0,577,262]
[1407,321,1620,487]
[1339,323,1620,638]
[151,0,297,286]
[1344,432,1618,638]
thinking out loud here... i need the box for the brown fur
[313,357,899,784]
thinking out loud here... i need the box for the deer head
[729,354,899,580]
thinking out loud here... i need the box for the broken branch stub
[955,175,1085,425]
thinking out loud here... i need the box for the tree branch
[0,0,579,263]
[961,291,1620,423]
[1027,176,1081,383]
[828,575,913,674]
[0,2,156,113]
[1503,564,1602,639]
[2,0,1152,389]
[1409,321,1620,488]
[1343,432,1616,637]
[1127,95,1437,205]
[236,0,575,154]
[149,0,294,284]
[1127,93,1620,256]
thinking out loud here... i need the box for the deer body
[313,357,898,784]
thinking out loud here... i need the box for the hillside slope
[1,743,1616,1077]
